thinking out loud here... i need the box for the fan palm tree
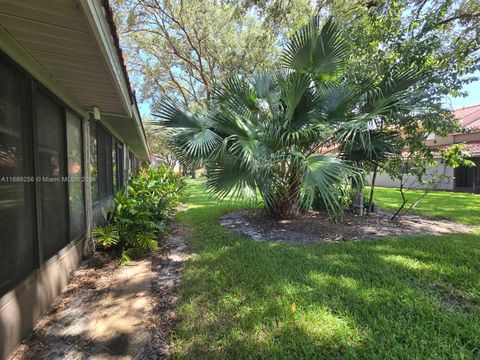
[154,17,422,219]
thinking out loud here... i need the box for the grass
[369,187,480,225]
[173,180,480,359]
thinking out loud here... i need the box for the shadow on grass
[173,181,480,359]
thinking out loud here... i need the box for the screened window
[128,151,134,180]
[36,90,68,260]
[116,142,124,190]
[129,151,140,178]
[89,120,98,202]
[105,132,113,196]
[112,139,117,191]
[112,139,125,191]
[0,51,89,297]
[455,166,473,188]
[67,111,85,240]
[91,123,115,204]
[0,56,36,295]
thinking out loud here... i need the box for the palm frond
[281,17,348,81]
[301,154,364,218]
[154,101,222,163]
[361,67,424,116]
[205,155,258,201]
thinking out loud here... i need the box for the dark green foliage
[311,183,354,213]
[156,16,426,219]
[94,165,185,264]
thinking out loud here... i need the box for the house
[0,1,149,358]
[372,105,480,193]
[149,153,165,168]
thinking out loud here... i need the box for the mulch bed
[220,210,475,244]
[147,225,188,359]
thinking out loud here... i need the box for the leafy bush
[311,184,354,214]
[94,165,185,264]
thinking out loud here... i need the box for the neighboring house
[372,105,480,193]
[0,1,149,358]
[150,153,165,168]
[150,153,183,173]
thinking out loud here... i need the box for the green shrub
[94,165,186,264]
[93,224,119,248]
[311,183,354,214]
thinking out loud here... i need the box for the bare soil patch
[9,226,190,360]
[220,210,475,244]
[147,225,190,359]
[8,253,119,359]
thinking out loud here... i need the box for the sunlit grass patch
[173,180,480,359]
[370,187,480,225]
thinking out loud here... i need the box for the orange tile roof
[433,141,480,154]
[454,104,480,130]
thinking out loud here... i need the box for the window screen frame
[34,84,70,262]
[0,49,87,297]
[34,84,86,251]
[116,141,124,190]
[0,51,38,295]
[92,122,119,207]
[66,110,87,242]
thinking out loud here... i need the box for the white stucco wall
[368,160,454,191]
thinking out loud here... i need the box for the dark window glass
[96,124,106,201]
[128,151,134,180]
[455,166,473,188]
[89,120,98,202]
[93,123,114,203]
[112,139,117,191]
[117,142,124,189]
[128,152,140,178]
[67,111,85,239]
[105,132,113,196]
[134,156,140,175]
[36,90,68,260]
[0,57,36,295]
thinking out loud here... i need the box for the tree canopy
[111,0,313,109]
[155,17,428,218]
[113,0,479,114]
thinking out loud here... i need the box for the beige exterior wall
[0,238,84,359]
[425,130,480,147]
[369,160,455,191]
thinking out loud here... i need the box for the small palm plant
[154,17,421,219]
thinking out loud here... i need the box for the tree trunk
[367,164,378,215]
[271,174,301,218]
[391,181,407,220]
[352,178,364,216]
[277,192,300,218]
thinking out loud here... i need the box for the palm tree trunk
[278,190,300,218]
[273,173,302,218]
[352,178,364,216]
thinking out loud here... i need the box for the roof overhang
[0,0,148,160]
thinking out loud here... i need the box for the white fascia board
[79,0,132,117]
[131,103,150,156]
[0,25,84,115]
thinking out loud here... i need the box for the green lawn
[369,187,480,225]
[173,180,480,359]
